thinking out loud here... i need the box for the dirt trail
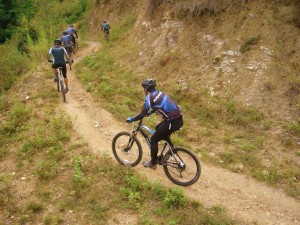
[62,42,300,225]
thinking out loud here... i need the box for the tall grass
[0,43,31,94]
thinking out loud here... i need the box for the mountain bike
[112,118,201,186]
[49,61,68,102]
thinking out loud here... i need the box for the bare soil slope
[64,42,300,225]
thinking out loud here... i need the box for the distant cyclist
[61,31,73,54]
[126,79,183,169]
[47,39,70,92]
[66,24,78,45]
[101,21,111,37]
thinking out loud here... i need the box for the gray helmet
[142,79,156,90]
[54,39,62,45]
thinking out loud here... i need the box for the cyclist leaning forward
[61,31,74,62]
[66,24,78,45]
[47,39,70,92]
[126,79,183,169]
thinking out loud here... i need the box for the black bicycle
[112,118,201,186]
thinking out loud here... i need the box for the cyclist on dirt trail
[66,24,78,45]
[101,21,111,36]
[61,31,74,62]
[126,79,183,169]
[47,39,70,92]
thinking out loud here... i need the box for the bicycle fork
[124,131,138,152]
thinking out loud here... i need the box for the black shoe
[65,87,69,93]
[142,160,157,170]
[54,76,58,82]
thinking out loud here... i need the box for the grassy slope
[0,61,235,224]
[77,0,300,199]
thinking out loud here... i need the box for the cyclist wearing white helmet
[126,79,183,169]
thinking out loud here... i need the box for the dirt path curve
[62,41,300,225]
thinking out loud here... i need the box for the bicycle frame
[130,119,176,162]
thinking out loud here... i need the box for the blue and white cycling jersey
[132,90,183,121]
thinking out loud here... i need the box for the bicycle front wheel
[163,147,201,186]
[112,132,143,167]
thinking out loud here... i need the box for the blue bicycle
[112,118,201,186]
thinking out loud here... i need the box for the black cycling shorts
[52,64,67,78]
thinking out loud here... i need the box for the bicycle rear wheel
[58,69,66,102]
[112,132,143,167]
[68,49,72,70]
[73,42,78,54]
[163,147,201,186]
[59,79,66,102]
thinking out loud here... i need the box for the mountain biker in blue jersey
[102,21,111,35]
[126,79,183,169]
[47,39,70,92]
[66,24,78,45]
[61,31,73,52]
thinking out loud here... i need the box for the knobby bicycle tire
[163,147,201,186]
[112,132,143,167]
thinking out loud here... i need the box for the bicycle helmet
[69,24,74,28]
[54,39,62,45]
[142,79,156,91]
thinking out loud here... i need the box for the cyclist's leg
[164,116,184,148]
[71,35,75,44]
[52,64,58,82]
[150,120,170,164]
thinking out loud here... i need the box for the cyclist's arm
[129,100,152,122]
[47,48,53,62]
[74,30,78,38]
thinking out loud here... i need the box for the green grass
[0,65,236,224]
